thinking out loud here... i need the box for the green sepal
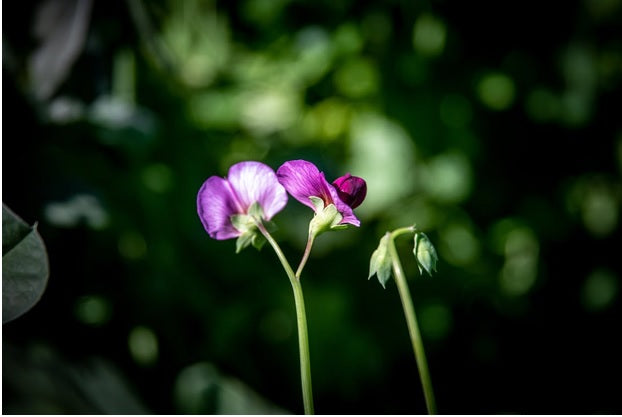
[231,202,271,253]
[235,229,267,253]
[251,232,267,250]
[235,231,254,253]
[247,201,264,220]
[308,202,344,238]
[330,223,350,231]
[308,196,325,212]
[413,232,438,276]
[369,232,392,288]
[231,213,256,235]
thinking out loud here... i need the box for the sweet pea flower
[197,161,287,240]
[332,173,367,209]
[276,160,366,228]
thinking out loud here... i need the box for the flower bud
[413,232,438,276]
[332,173,367,209]
[369,232,393,288]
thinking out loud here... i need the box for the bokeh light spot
[581,268,619,311]
[74,295,112,326]
[439,221,480,266]
[161,4,230,88]
[333,23,364,55]
[560,89,593,126]
[567,177,619,237]
[292,26,332,86]
[188,91,240,130]
[334,57,379,98]
[347,112,416,216]
[477,72,516,110]
[499,226,540,296]
[581,185,618,237]
[241,88,300,136]
[421,152,473,204]
[412,14,446,57]
[303,98,352,141]
[128,326,158,366]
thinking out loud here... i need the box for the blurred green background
[3,0,621,414]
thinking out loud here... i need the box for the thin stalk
[388,228,437,415]
[296,234,315,279]
[257,223,315,415]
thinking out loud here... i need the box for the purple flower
[197,161,288,240]
[276,160,366,227]
[332,173,367,209]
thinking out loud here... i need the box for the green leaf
[3,204,50,323]
[369,232,392,288]
[413,232,438,276]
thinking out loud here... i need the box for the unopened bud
[332,173,367,209]
[369,233,393,288]
[413,232,438,276]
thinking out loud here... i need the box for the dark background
[3,0,621,414]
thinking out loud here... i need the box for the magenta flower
[197,161,288,240]
[332,173,367,209]
[276,160,366,227]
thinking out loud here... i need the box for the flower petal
[197,176,241,240]
[276,160,334,210]
[332,173,367,209]
[277,160,360,227]
[227,161,288,220]
[326,185,360,226]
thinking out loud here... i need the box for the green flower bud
[413,232,438,276]
[369,232,393,288]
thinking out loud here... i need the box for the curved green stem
[257,223,315,415]
[388,227,437,415]
[296,234,315,279]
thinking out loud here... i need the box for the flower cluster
[197,159,367,242]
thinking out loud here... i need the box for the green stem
[388,227,437,415]
[257,224,315,415]
[296,234,315,279]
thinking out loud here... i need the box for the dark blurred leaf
[3,344,149,414]
[2,204,50,324]
[174,362,287,414]
[28,0,93,100]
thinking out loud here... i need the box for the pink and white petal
[197,176,241,240]
[276,160,333,210]
[227,161,287,220]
